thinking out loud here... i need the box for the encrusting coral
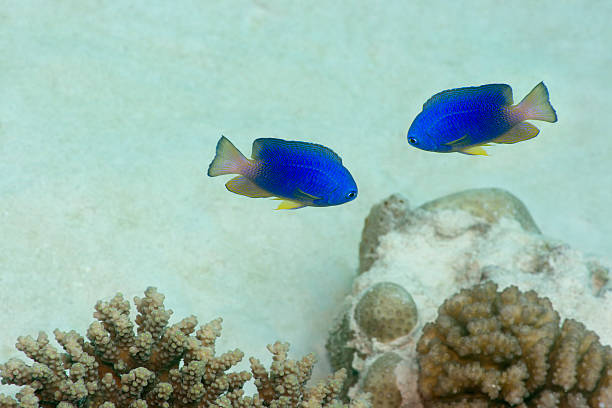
[416,281,612,407]
[0,287,369,408]
[354,283,417,344]
[325,307,359,401]
[361,353,402,408]
[325,282,418,402]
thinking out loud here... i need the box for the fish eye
[347,191,357,199]
[408,137,418,145]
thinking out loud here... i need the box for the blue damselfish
[407,82,558,155]
[207,136,358,209]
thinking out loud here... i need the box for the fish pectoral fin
[445,135,469,146]
[295,189,320,201]
[225,176,273,198]
[492,122,540,144]
[275,200,306,210]
[459,146,489,156]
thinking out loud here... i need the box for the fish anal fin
[275,200,306,210]
[225,176,273,198]
[459,146,489,156]
[493,122,540,144]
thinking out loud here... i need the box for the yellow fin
[275,200,306,210]
[207,136,250,176]
[225,176,272,198]
[445,135,468,146]
[516,82,557,123]
[459,146,488,156]
[295,189,320,201]
[493,122,540,144]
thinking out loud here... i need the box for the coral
[358,194,411,274]
[361,353,402,408]
[328,191,612,408]
[419,188,540,234]
[354,283,417,343]
[416,281,612,407]
[0,287,368,408]
[587,260,610,297]
[325,306,360,401]
[325,282,417,402]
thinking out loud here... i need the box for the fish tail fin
[207,136,250,176]
[516,82,558,123]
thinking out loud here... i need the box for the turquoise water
[1,0,611,393]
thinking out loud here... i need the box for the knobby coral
[416,281,612,407]
[354,282,418,344]
[0,287,368,408]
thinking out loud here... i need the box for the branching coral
[0,287,368,408]
[416,281,612,407]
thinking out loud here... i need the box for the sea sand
[1,0,611,396]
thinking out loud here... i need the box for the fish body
[207,136,357,209]
[407,82,557,155]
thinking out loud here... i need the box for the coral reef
[419,187,541,234]
[358,194,411,274]
[326,281,417,402]
[326,306,360,401]
[0,287,368,408]
[354,283,417,344]
[587,260,611,297]
[361,353,402,408]
[416,281,612,407]
[327,190,612,408]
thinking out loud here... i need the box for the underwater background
[1,0,611,397]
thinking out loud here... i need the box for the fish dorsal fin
[492,122,540,144]
[252,138,342,164]
[225,176,273,198]
[459,145,489,156]
[423,84,513,111]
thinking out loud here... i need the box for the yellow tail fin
[207,136,250,176]
[517,82,558,123]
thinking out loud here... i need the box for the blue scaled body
[407,82,557,155]
[207,136,357,210]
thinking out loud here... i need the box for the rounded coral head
[354,282,417,343]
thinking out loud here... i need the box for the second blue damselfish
[407,82,558,155]
[208,136,358,210]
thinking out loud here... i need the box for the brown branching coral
[416,281,612,407]
[0,287,368,408]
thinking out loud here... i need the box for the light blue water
[1,0,611,394]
